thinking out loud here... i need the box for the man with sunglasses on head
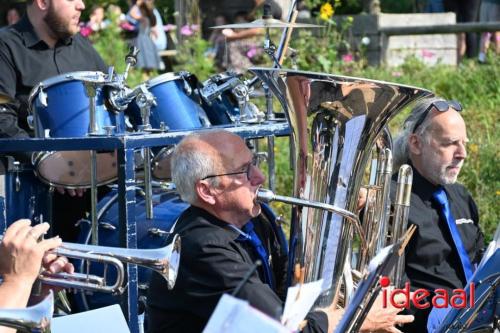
[147,129,414,333]
[393,97,485,333]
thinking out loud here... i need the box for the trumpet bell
[0,290,53,333]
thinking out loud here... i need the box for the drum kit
[0,1,498,333]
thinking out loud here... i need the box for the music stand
[435,225,500,333]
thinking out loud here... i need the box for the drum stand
[135,86,157,220]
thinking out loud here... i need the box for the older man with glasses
[393,97,485,333]
[146,129,414,333]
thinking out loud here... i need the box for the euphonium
[251,68,431,308]
[0,291,53,333]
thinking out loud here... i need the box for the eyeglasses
[412,100,462,134]
[201,154,262,181]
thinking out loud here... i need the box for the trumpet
[0,290,53,333]
[0,234,181,294]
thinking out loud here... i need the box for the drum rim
[32,151,118,189]
[28,71,108,110]
[146,72,191,88]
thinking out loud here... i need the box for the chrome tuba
[251,68,432,307]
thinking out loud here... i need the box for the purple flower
[342,54,354,63]
[246,46,258,59]
[180,25,193,36]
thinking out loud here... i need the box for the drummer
[0,0,108,241]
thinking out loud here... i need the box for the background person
[0,0,109,242]
[147,130,414,333]
[393,97,485,333]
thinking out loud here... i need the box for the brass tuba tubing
[257,188,367,252]
[390,164,413,287]
[0,290,53,333]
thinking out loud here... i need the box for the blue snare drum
[29,71,126,188]
[74,187,189,311]
[128,72,210,180]
[128,72,210,131]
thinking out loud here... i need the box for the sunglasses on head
[412,100,463,134]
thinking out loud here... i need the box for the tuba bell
[251,67,432,308]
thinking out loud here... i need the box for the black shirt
[0,14,107,139]
[393,166,484,333]
[147,206,328,333]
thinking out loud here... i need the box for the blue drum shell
[73,188,189,311]
[33,78,125,137]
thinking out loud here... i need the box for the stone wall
[336,12,457,66]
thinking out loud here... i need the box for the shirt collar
[15,14,73,48]
[189,205,242,241]
[407,160,442,201]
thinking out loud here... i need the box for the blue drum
[200,72,241,125]
[74,187,189,311]
[128,72,209,131]
[127,72,210,180]
[28,71,126,188]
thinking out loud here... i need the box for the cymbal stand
[135,86,156,219]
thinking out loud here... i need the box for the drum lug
[148,228,169,237]
[182,78,192,96]
[27,115,35,130]
[37,87,48,108]
[100,222,117,230]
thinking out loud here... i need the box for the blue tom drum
[128,72,210,180]
[28,71,126,188]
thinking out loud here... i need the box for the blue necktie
[433,187,474,282]
[237,222,274,290]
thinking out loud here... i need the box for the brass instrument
[0,235,181,294]
[0,291,53,333]
[390,164,413,287]
[251,68,431,309]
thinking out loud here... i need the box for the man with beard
[392,98,485,333]
[0,0,107,242]
[147,129,414,333]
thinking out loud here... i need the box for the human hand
[222,28,235,37]
[0,220,62,287]
[360,291,414,333]
[357,187,368,211]
[56,187,86,197]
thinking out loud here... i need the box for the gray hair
[392,96,448,170]
[170,131,224,204]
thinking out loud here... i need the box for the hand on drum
[56,186,86,197]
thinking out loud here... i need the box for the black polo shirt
[0,14,107,139]
[392,166,484,333]
[147,205,328,333]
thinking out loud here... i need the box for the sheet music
[52,304,130,333]
[203,294,290,333]
[281,279,324,331]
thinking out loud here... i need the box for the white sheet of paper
[281,279,324,331]
[203,294,290,333]
[52,304,130,333]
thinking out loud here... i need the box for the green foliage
[173,31,217,81]
[289,16,360,74]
